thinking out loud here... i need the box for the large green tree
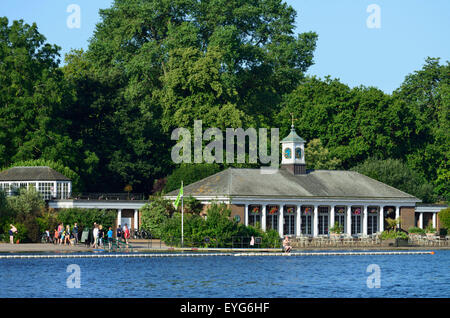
[394,57,449,201]
[0,18,96,187]
[67,0,317,192]
[278,76,417,169]
[352,158,436,203]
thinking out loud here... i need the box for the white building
[0,166,71,200]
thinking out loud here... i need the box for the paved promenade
[0,241,448,253]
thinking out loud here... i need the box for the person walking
[9,224,17,244]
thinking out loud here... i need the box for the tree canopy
[0,1,447,203]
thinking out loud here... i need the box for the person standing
[282,236,292,253]
[107,227,113,251]
[64,225,71,245]
[9,224,17,244]
[54,228,59,245]
[116,224,122,240]
[123,224,130,247]
[86,226,93,247]
[73,223,79,245]
[57,223,63,245]
[98,225,104,247]
[93,224,99,248]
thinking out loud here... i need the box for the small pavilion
[0,166,72,200]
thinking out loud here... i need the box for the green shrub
[56,208,116,231]
[380,230,408,240]
[425,222,436,233]
[140,196,174,238]
[1,223,28,243]
[160,202,281,248]
[408,227,425,235]
[329,221,344,234]
[5,188,46,242]
[438,207,450,230]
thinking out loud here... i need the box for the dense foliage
[0,188,116,242]
[380,230,409,240]
[438,207,450,230]
[140,196,174,238]
[160,202,281,247]
[352,158,436,203]
[164,163,221,193]
[0,1,447,204]
[56,208,116,231]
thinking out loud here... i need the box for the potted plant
[425,223,436,238]
[269,206,278,215]
[251,206,260,214]
[329,222,343,238]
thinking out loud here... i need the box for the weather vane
[290,112,296,128]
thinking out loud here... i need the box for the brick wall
[400,207,415,231]
[230,204,245,225]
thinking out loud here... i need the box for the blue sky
[1,0,449,93]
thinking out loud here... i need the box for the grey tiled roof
[0,166,71,181]
[166,167,419,200]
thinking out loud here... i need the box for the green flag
[174,183,183,209]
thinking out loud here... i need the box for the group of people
[84,223,131,250]
[33,222,131,251]
[50,223,79,245]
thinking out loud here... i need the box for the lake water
[0,250,449,298]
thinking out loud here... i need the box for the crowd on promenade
[9,222,132,250]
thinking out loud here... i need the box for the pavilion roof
[166,167,419,201]
[0,166,71,182]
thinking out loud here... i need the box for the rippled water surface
[0,250,449,298]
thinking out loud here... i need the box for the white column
[244,204,249,226]
[117,209,122,227]
[278,205,284,237]
[432,213,436,229]
[262,205,267,231]
[296,205,301,237]
[395,206,400,229]
[363,205,368,236]
[313,205,319,237]
[330,206,335,230]
[379,207,384,232]
[68,182,72,198]
[346,206,352,236]
[134,209,138,230]
[419,212,423,229]
[53,181,57,199]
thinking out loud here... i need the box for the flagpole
[181,180,184,248]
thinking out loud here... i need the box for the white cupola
[280,118,307,174]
